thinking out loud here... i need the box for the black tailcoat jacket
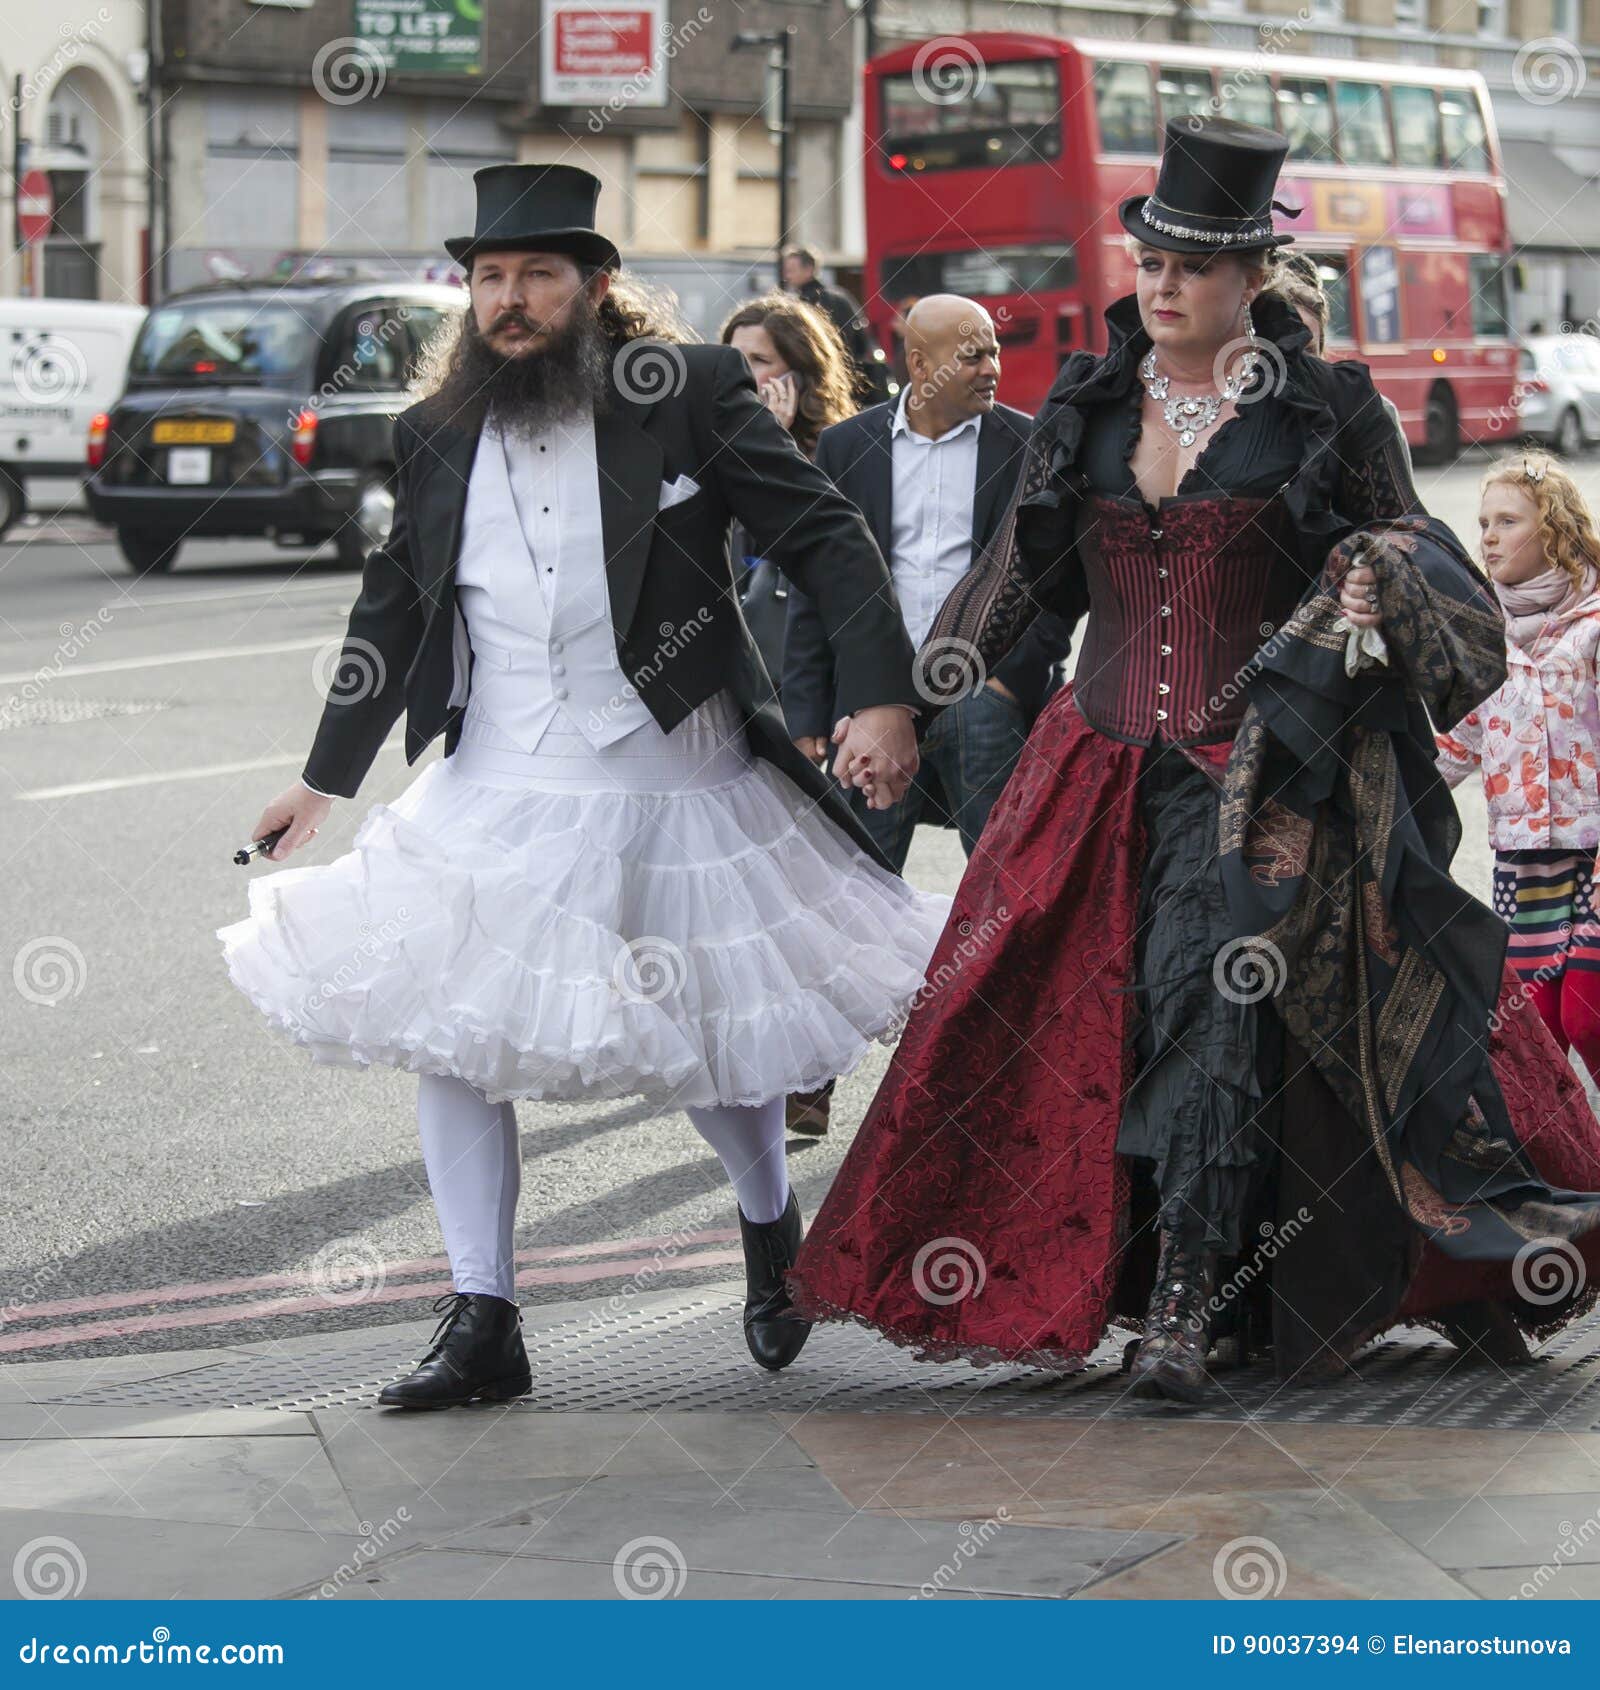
[302,341,922,872]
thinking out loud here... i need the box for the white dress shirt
[887,390,982,649]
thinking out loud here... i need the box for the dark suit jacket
[301,342,920,872]
[782,400,1074,740]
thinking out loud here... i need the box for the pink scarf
[1495,563,1598,648]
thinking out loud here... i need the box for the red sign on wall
[542,0,667,105]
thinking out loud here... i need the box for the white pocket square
[657,473,701,511]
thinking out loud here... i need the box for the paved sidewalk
[4,1283,1600,1601]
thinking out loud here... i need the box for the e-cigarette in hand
[233,826,289,866]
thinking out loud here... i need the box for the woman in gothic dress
[789,118,1600,1402]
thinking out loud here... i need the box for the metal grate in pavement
[42,1285,1600,1430]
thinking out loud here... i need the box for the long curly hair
[1481,453,1600,589]
[719,292,857,457]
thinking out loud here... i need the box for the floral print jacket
[1435,589,1600,850]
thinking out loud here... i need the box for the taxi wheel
[335,472,396,569]
[0,469,23,539]
[117,527,182,576]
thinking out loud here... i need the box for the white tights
[414,1073,790,1301]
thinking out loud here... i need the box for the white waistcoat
[449,413,654,752]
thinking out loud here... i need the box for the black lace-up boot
[1128,1231,1218,1404]
[377,1292,530,1409]
[738,1189,812,1370]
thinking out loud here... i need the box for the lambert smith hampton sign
[541,0,669,107]
[354,0,486,75]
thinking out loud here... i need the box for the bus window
[1217,73,1276,131]
[879,58,1062,173]
[1358,247,1403,344]
[1308,253,1354,343]
[1391,86,1441,168]
[1156,65,1215,126]
[1335,82,1393,167]
[1468,254,1512,337]
[1093,60,1158,154]
[881,243,1079,302]
[1441,91,1490,171]
[1277,78,1335,162]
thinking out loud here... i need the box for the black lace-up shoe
[377,1292,530,1409]
[738,1190,812,1370]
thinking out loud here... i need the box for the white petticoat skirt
[218,690,952,1108]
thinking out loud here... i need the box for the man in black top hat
[229,163,950,1409]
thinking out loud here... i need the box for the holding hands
[828,704,919,811]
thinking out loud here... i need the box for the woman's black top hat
[445,163,620,270]
[1119,117,1297,253]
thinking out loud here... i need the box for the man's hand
[793,734,830,764]
[250,781,333,862]
[831,705,918,810]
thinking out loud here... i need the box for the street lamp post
[733,26,795,289]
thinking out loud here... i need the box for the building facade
[144,0,858,333]
[0,7,150,304]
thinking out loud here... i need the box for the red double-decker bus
[865,33,1517,454]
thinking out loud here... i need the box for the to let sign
[18,170,53,245]
[542,0,667,106]
[354,0,485,74]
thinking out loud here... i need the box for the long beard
[432,302,611,438]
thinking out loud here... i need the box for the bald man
[784,295,1076,879]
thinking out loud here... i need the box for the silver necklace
[1139,345,1260,448]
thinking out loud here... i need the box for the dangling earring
[1243,299,1257,345]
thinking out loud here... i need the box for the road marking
[10,575,355,637]
[0,635,329,687]
[0,1248,745,1354]
[1,1229,741,1324]
[15,736,405,800]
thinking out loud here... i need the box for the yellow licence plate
[152,419,235,445]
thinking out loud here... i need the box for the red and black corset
[1071,492,1310,747]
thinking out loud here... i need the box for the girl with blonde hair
[1438,453,1600,1075]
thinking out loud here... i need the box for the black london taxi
[85,278,464,574]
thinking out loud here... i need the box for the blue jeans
[852,683,1030,874]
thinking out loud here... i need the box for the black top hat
[444,163,620,270]
[1119,117,1297,253]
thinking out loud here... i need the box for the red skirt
[787,685,1600,1369]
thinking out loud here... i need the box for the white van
[0,299,147,537]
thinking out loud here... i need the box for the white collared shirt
[491,411,607,621]
[887,390,982,648]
